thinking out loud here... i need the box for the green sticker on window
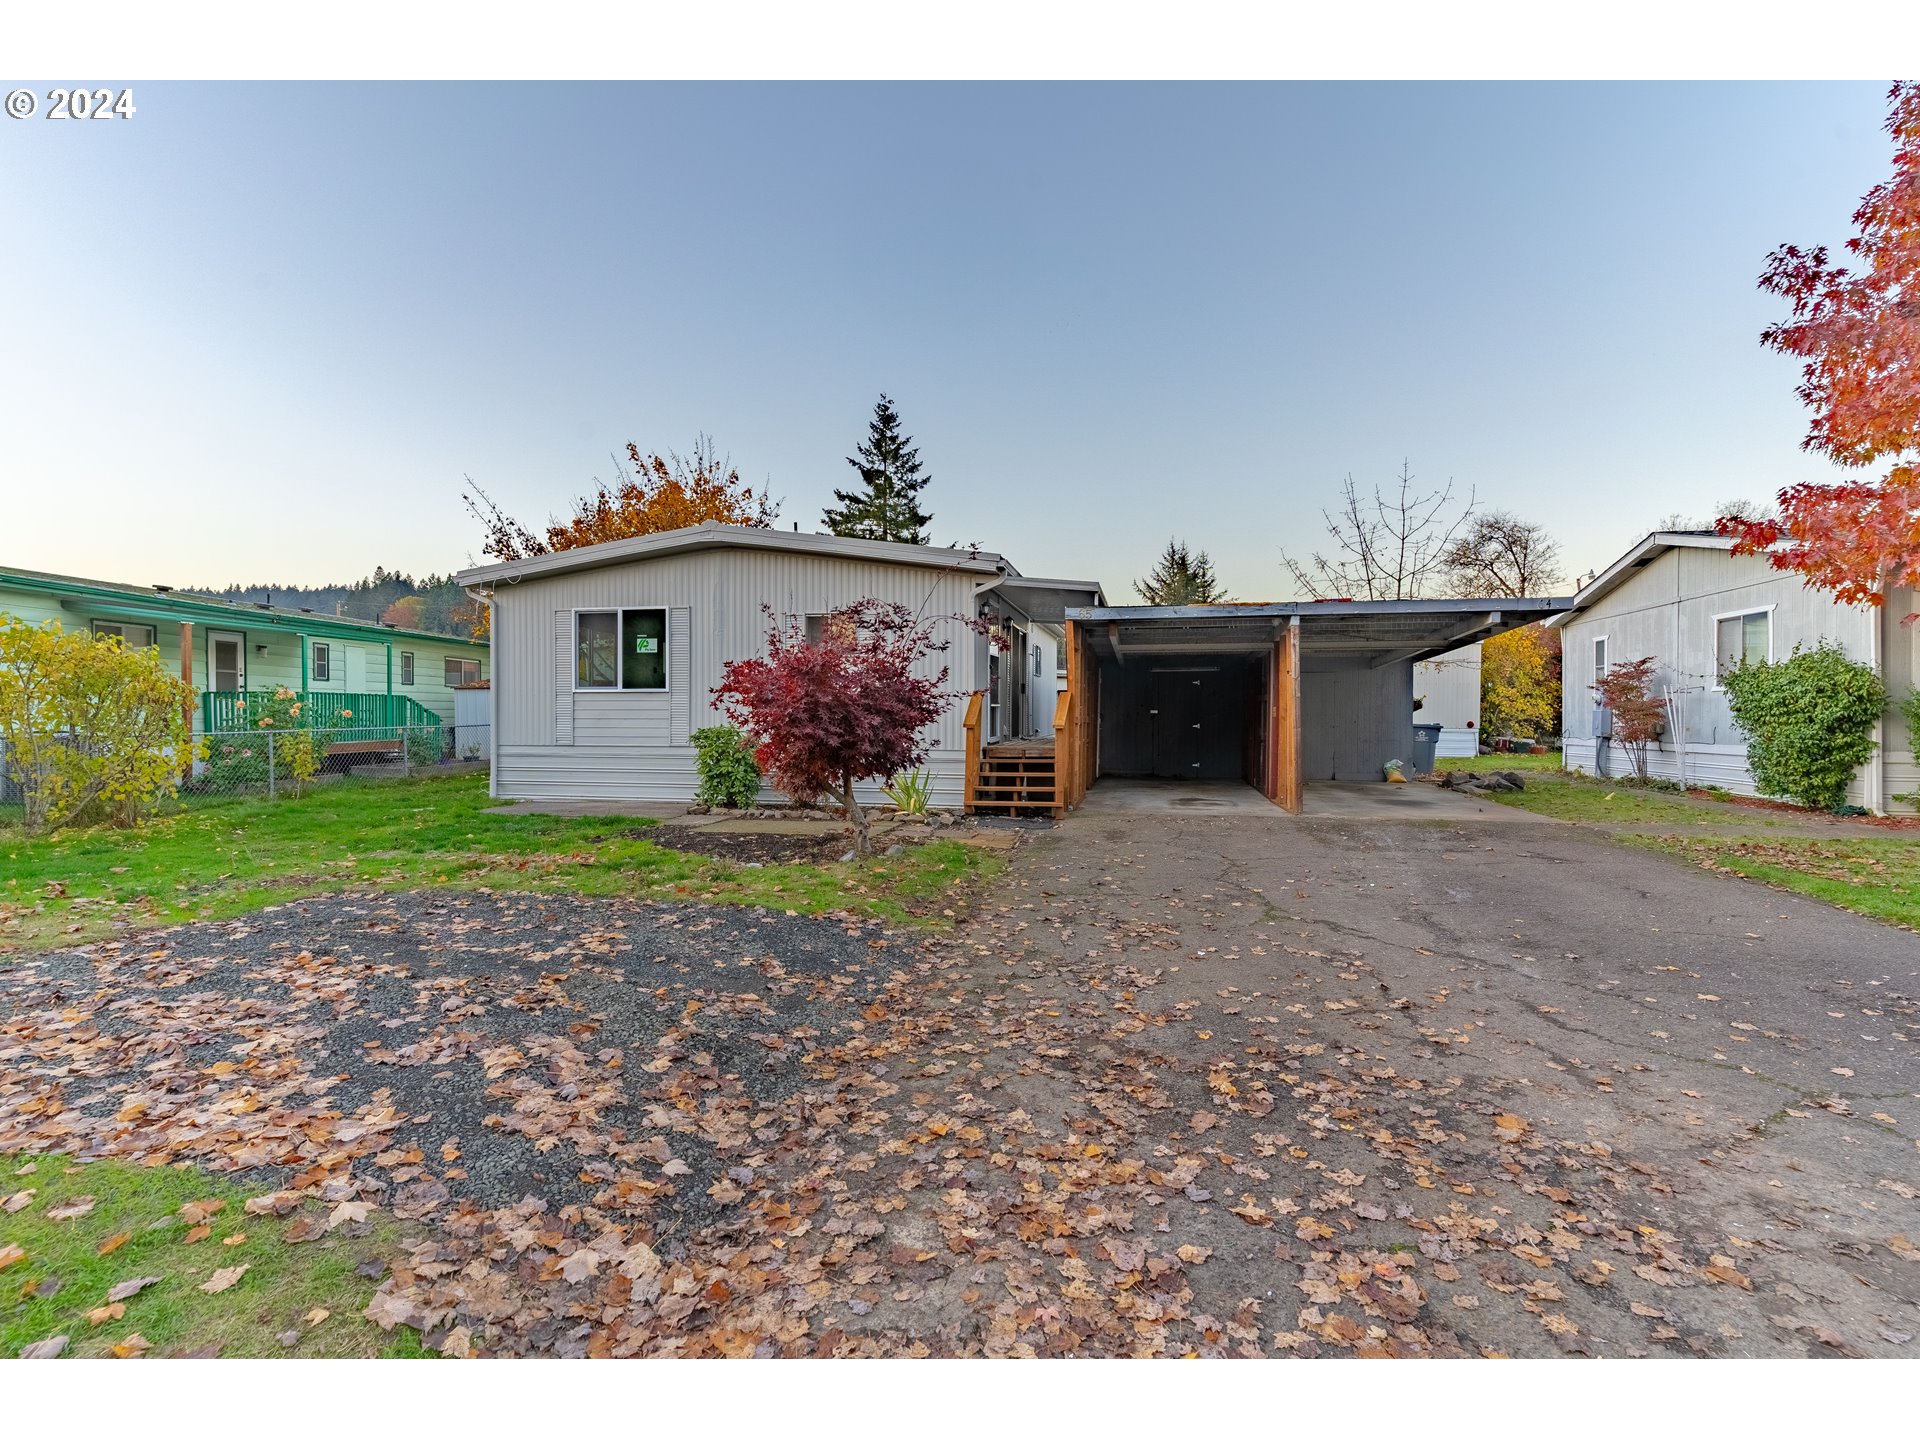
[635,637,658,653]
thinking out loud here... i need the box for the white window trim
[400,651,415,686]
[1592,633,1608,676]
[572,607,670,693]
[91,619,158,650]
[1709,603,1776,690]
[311,640,332,683]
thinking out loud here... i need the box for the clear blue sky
[0,81,1896,598]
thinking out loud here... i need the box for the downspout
[1869,590,1885,814]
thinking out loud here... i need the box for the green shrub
[692,725,761,808]
[1722,642,1885,811]
[882,767,934,815]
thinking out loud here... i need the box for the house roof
[0,564,488,649]
[1543,531,1736,628]
[980,574,1108,623]
[454,522,1015,588]
[1067,597,1571,668]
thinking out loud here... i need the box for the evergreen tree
[1134,540,1233,605]
[822,394,933,544]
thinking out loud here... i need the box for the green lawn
[1,1155,430,1358]
[1434,749,1564,774]
[1624,833,1920,931]
[1477,771,1920,929]
[0,772,999,955]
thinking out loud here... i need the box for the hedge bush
[691,725,761,809]
[1721,642,1885,811]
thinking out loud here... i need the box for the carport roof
[1066,598,1572,667]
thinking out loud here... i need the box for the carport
[1056,599,1567,813]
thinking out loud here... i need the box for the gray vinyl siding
[490,549,986,806]
[1412,642,1482,757]
[1559,546,1895,808]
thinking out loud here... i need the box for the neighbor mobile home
[0,565,488,748]
[1549,531,1920,811]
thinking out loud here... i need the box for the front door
[1151,670,1206,778]
[209,631,245,693]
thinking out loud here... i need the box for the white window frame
[443,656,481,687]
[311,641,332,683]
[400,651,415,686]
[572,608,669,692]
[1592,634,1608,678]
[1710,604,1775,690]
[91,619,157,650]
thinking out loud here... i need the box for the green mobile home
[0,565,487,747]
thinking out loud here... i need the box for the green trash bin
[1411,723,1443,775]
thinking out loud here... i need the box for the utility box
[1593,705,1614,740]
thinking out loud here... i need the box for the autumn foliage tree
[1592,657,1667,782]
[1719,82,1920,606]
[465,436,778,565]
[713,601,952,856]
[1480,623,1561,741]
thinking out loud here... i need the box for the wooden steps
[971,741,1061,816]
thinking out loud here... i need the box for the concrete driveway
[947,783,1920,1355]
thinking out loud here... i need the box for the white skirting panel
[1563,738,1879,810]
[1435,727,1479,759]
[494,743,969,809]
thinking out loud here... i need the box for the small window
[400,651,415,686]
[92,620,156,649]
[803,612,854,648]
[1716,610,1770,681]
[444,657,481,687]
[311,642,332,682]
[575,609,666,690]
[1593,636,1607,677]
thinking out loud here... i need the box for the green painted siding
[0,576,485,736]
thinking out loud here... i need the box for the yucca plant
[881,767,934,816]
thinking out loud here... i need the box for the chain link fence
[188,722,487,801]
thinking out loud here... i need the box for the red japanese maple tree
[1719,82,1920,607]
[713,600,952,856]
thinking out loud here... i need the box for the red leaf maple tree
[1719,82,1920,607]
[713,600,952,856]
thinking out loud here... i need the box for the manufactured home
[0,565,488,751]
[460,523,1563,813]
[1549,531,1920,811]
[457,524,1103,811]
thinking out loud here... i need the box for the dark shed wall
[1300,661,1415,781]
[1097,656,1252,779]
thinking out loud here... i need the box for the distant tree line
[188,567,480,636]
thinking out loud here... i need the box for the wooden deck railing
[962,692,984,815]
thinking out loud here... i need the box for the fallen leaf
[304,1307,330,1327]
[111,1333,151,1358]
[197,1265,249,1294]
[179,1199,226,1225]
[560,1249,602,1282]
[20,1335,69,1359]
[87,1303,126,1326]
[182,1224,212,1244]
[2,1190,33,1213]
[96,1233,130,1257]
[221,1233,247,1247]
[326,1200,371,1230]
[1888,1234,1920,1262]
[46,1196,96,1222]
[1176,1245,1213,1265]
[0,1244,25,1272]
[106,1275,163,1302]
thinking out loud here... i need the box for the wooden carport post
[1265,617,1302,813]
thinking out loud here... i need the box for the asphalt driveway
[3,782,1915,1356]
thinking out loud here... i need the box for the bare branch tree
[1281,462,1477,600]
[1437,511,1565,598]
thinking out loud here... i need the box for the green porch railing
[200,690,443,736]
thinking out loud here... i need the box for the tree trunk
[839,775,871,857]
